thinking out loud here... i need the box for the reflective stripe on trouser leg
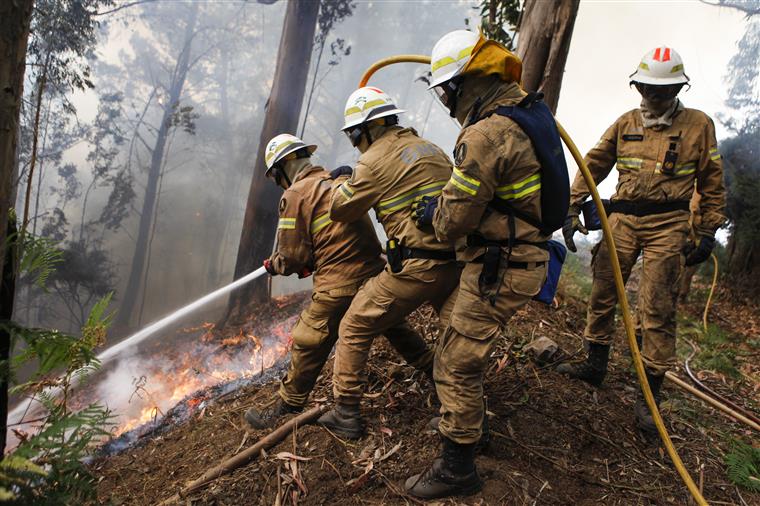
[436,262,546,444]
[584,214,641,346]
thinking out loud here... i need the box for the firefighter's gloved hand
[263,259,277,276]
[297,267,312,279]
[411,196,438,228]
[684,236,715,266]
[329,165,353,179]
[562,212,588,253]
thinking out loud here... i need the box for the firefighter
[558,47,726,434]
[243,134,435,429]
[405,30,559,499]
[316,87,462,439]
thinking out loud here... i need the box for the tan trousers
[585,212,689,375]
[332,261,462,405]
[435,261,546,444]
[279,280,433,407]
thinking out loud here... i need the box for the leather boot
[634,371,665,434]
[317,403,364,439]
[556,342,610,386]
[244,399,302,430]
[405,436,482,499]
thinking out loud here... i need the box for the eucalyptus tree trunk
[224,0,320,324]
[516,0,580,114]
[117,4,199,328]
[0,0,34,459]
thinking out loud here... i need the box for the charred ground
[92,273,759,505]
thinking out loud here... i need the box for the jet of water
[98,266,268,364]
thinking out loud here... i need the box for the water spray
[97,266,267,364]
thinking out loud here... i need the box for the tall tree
[224,0,322,323]
[116,3,200,327]
[516,0,580,114]
[716,5,760,291]
[0,0,34,460]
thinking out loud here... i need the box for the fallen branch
[665,372,760,432]
[158,405,328,505]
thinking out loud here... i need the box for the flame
[111,316,295,438]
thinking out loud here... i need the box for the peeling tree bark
[224,0,320,324]
[516,0,580,114]
[0,0,34,459]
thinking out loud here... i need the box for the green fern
[725,439,760,492]
[17,233,63,289]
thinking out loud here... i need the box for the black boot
[405,436,482,499]
[634,371,665,434]
[317,403,364,439]
[244,399,302,430]
[556,342,610,386]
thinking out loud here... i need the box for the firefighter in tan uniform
[317,87,462,438]
[558,47,725,433]
[405,31,560,499]
[243,134,434,429]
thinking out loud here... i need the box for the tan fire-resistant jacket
[432,82,551,263]
[570,107,725,237]
[270,165,384,290]
[330,127,455,263]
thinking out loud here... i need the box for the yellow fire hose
[704,253,719,332]
[359,56,708,506]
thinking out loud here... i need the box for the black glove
[329,165,353,179]
[263,259,277,275]
[411,196,438,228]
[684,236,715,266]
[562,211,588,253]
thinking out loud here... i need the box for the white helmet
[629,46,689,85]
[428,30,480,89]
[264,133,316,175]
[341,86,404,131]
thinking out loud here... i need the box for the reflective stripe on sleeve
[709,147,721,161]
[278,218,296,230]
[376,181,446,217]
[495,173,541,201]
[449,167,480,196]
[310,213,332,234]
[338,182,355,200]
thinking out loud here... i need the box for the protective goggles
[633,83,685,101]
[344,125,364,147]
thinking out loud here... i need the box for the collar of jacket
[460,79,526,128]
[291,162,322,185]
[639,98,684,131]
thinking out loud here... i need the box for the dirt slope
[92,280,759,505]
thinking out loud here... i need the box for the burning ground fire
[8,293,308,452]
[111,314,297,438]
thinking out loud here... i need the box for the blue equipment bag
[533,240,567,305]
[485,92,570,234]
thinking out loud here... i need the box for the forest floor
[91,266,760,505]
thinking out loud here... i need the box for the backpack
[476,92,570,235]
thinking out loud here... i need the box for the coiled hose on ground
[359,56,708,505]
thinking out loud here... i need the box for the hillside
[91,272,760,505]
